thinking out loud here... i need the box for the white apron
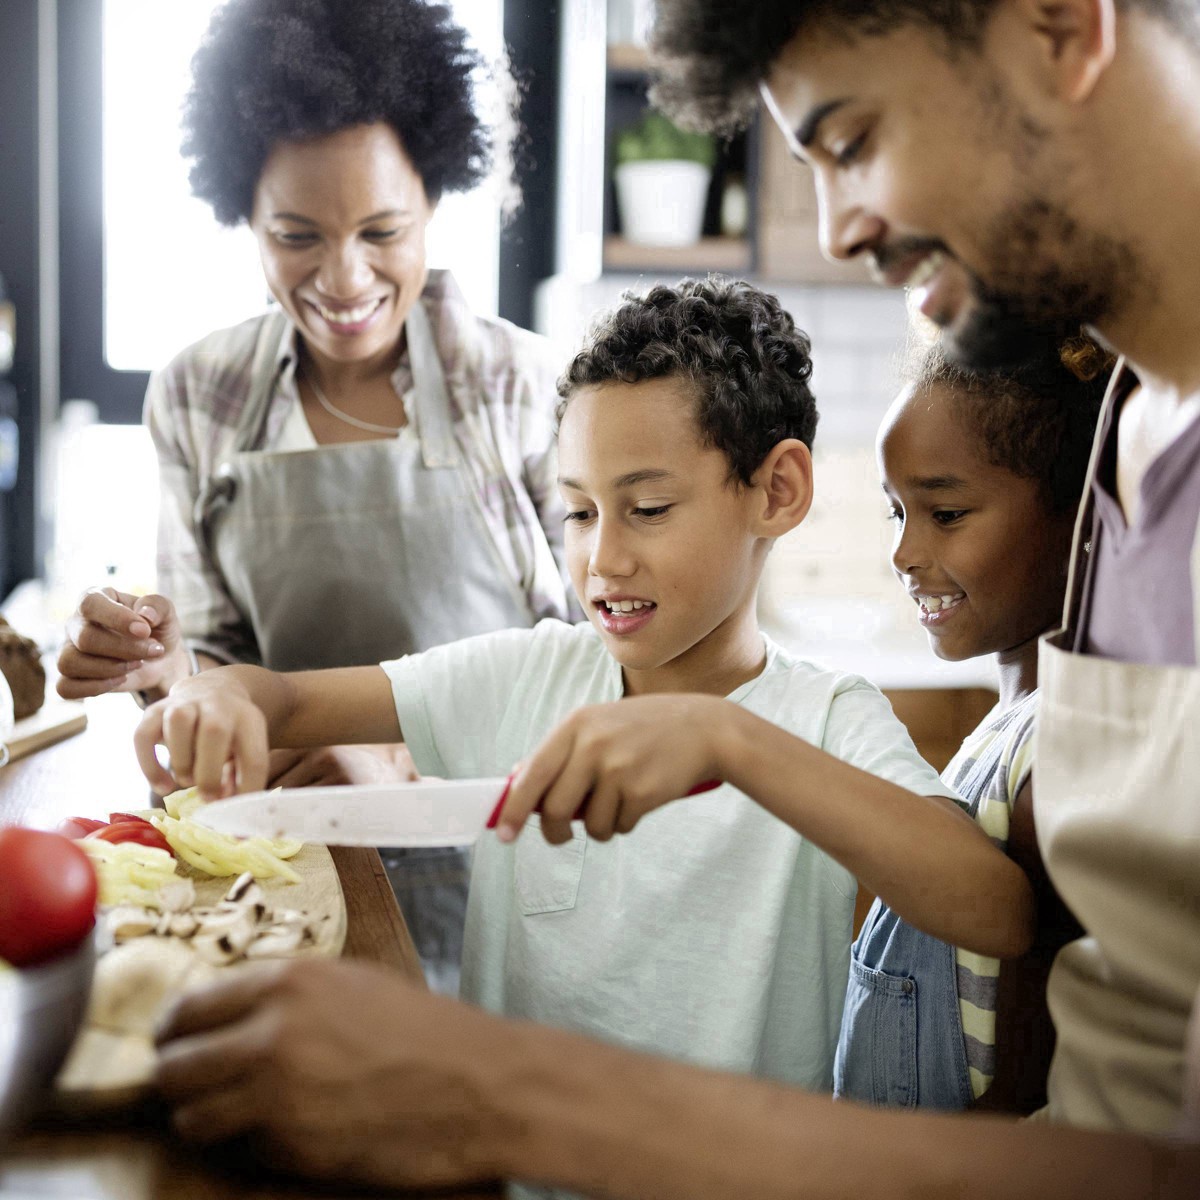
[195,301,533,671]
[1036,364,1200,1133]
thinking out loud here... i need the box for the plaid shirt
[147,270,577,666]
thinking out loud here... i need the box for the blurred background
[0,0,992,699]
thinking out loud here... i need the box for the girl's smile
[878,380,1074,672]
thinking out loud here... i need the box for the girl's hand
[134,672,269,800]
[495,694,731,845]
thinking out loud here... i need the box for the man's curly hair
[649,1,1194,135]
[183,0,491,225]
[557,277,818,485]
[912,333,1113,515]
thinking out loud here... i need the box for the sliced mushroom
[166,913,199,938]
[224,873,263,906]
[244,925,305,958]
[191,933,242,966]
[106,906,159,942]
[158,878,197,913]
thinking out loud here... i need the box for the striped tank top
[945,690,1039,1098]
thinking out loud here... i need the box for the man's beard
[945,196,1135,370]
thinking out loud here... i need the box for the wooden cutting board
[6,698,88,763]
[53,842,347,1112]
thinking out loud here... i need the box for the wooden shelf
[607,43,651,73]
[603,235,752,275]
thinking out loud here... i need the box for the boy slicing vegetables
[136,277,1027,1095]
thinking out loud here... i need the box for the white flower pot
[614,160,711,247]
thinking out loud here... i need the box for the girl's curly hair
[183,0,491,225]
[912,332,1114,514]
[557,276,818,484]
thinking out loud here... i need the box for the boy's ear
[749,439,813,536]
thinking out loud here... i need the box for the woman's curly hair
[183,0,491,225]
[912,332,1114,515]
[557,277,818,484]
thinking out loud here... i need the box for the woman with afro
[58,0,576,993]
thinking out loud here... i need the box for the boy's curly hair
[557,277,818,484]
[183,0,491,225]
[649,1,1193,135]
[912,332,1113,515]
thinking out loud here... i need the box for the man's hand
[266,743,420,788]
[57,587,189,701]
[495,694,732,845]
[155,959,511,1189]
[134,669,268,799]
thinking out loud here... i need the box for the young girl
[834,333,1112,1113]
[494,329,1111,1115]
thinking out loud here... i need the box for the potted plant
[613,111,717,247]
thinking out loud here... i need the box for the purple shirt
[1076,368,1200,667]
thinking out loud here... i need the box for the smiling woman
[100,0,505,372]
[57,0,576,995]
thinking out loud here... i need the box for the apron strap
[1058,358,1127,638]
[403,299,460,470]
[1192,495,1200,661]
[233,309,294,453]
[192,310,292,557]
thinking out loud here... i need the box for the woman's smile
[306,295,390,338]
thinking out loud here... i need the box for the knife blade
[191,776,723,847]
[191,778,510,847]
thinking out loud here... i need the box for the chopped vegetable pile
[61,787,304,906]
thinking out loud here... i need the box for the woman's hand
[266,744,420,788]
[58,587,190,701]
[495,694,732,846]
[134,670,269,799]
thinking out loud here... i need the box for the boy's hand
[134,671,269,800]
[496,694,732,845]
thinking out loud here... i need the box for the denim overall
[833,744,1004,1110]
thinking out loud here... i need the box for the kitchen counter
[0,693,497,1199]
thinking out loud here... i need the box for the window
[59,0,505,416]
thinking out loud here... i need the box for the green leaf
[614,110,716,167]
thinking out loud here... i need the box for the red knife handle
[486,777,721,830]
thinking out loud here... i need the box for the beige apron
[1036,363,1200,1132]
[193,302,534,993]
[196,301,533,670]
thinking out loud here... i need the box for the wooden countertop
[0,694,496,1199]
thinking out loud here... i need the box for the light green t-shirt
[383,619,955,1091]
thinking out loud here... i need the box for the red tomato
[57,816,108,839]
[90,822,174,856]
[0,827,98,966]
[107,812,154,828]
